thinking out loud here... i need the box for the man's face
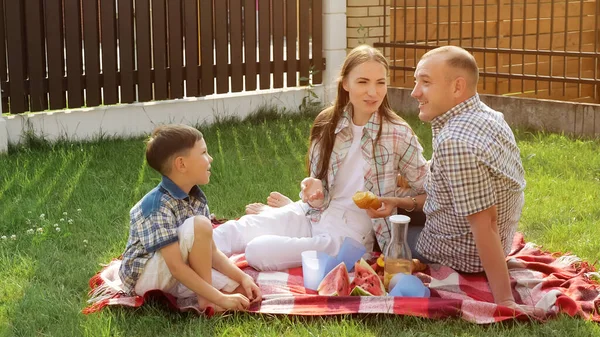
[411,55,457,122]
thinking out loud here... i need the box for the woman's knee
[245,237,273,271]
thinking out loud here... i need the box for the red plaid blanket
[83,233,600,323]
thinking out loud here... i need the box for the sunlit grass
[0,108,599,336]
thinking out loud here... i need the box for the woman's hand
[300,177,324,208]
[366,197,398,218]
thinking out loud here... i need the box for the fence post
[0,91,7,154]
[322,2,347,104]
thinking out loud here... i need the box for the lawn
[0,109,599,337]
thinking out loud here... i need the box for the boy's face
[182,139,213,185]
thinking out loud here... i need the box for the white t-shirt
[330,122,368,209]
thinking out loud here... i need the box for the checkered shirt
[119,176,210,294]
[417,94,526,273]
[305,105,429,252]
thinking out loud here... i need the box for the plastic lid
[389,214,411,224]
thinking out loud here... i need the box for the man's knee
[193,216,213,238]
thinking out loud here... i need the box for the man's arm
[468,206,544,317]
[467,205,514,305]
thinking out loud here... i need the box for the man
[404,46,540,316]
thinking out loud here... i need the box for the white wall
[323,1,347,105]
[0,86,323,152]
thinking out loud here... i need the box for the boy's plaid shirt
[119,176,209,294]
[305,106,428,252]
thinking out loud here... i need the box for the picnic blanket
[83,232,600,324]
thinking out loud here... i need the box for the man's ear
[453,76,467,97]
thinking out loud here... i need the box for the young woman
[213,45,428,271]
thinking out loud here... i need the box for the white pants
[135,217,239,298]
[213,202,374,271]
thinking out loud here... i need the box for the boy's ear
[172,155,186,172]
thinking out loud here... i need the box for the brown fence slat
[82,0,101,107]
[64,0,84,108]
[244,0,257,91]
[152,0,168,100]
[100,0,118,105]
[25,0,47,111]
[5,1,27,113]
[311,0,323,84]
[45,0,66,110]
[184,0,199,96]
[229,0,244,92]
[135,0,152,102]
[200,0,214,95]
[214,0,229,93]
[285,0,297,87]
[118,0,135,103]
[298,0,310,85]
[272,0,284,88]
[258,0,270,89]
[168,0,184,98]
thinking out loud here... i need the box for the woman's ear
[342,78,349,92]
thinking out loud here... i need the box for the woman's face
[342,60,388,122]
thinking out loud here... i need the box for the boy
[119,124,261,311]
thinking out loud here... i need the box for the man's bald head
[421,46,479,91]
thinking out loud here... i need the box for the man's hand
[366,197,397,218]
[215,293,251,311]
[240,275,262,304]
[498,300,546,319]
[300,177,324,207]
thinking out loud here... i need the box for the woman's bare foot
[266,192,293,208]
[245,203,270,215]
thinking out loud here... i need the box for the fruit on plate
[349,259,386,296]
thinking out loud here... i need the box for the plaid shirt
[119,176,210,294]
[305,106,428,252]
[417,94,526,273]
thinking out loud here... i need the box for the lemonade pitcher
[383,214,412,291]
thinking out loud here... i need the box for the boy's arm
[160,243,250,310]
[211,245,262,303]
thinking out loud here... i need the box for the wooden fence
[377,0,600,103]
[0,0,324,114]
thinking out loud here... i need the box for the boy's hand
[241,275,262,303]
[216,293,250,311]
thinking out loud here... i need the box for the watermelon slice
[349,259,386,296]
[317,262,350,296]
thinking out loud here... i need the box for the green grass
[0,110,599,337]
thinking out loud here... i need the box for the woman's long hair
[307,45,403,185]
